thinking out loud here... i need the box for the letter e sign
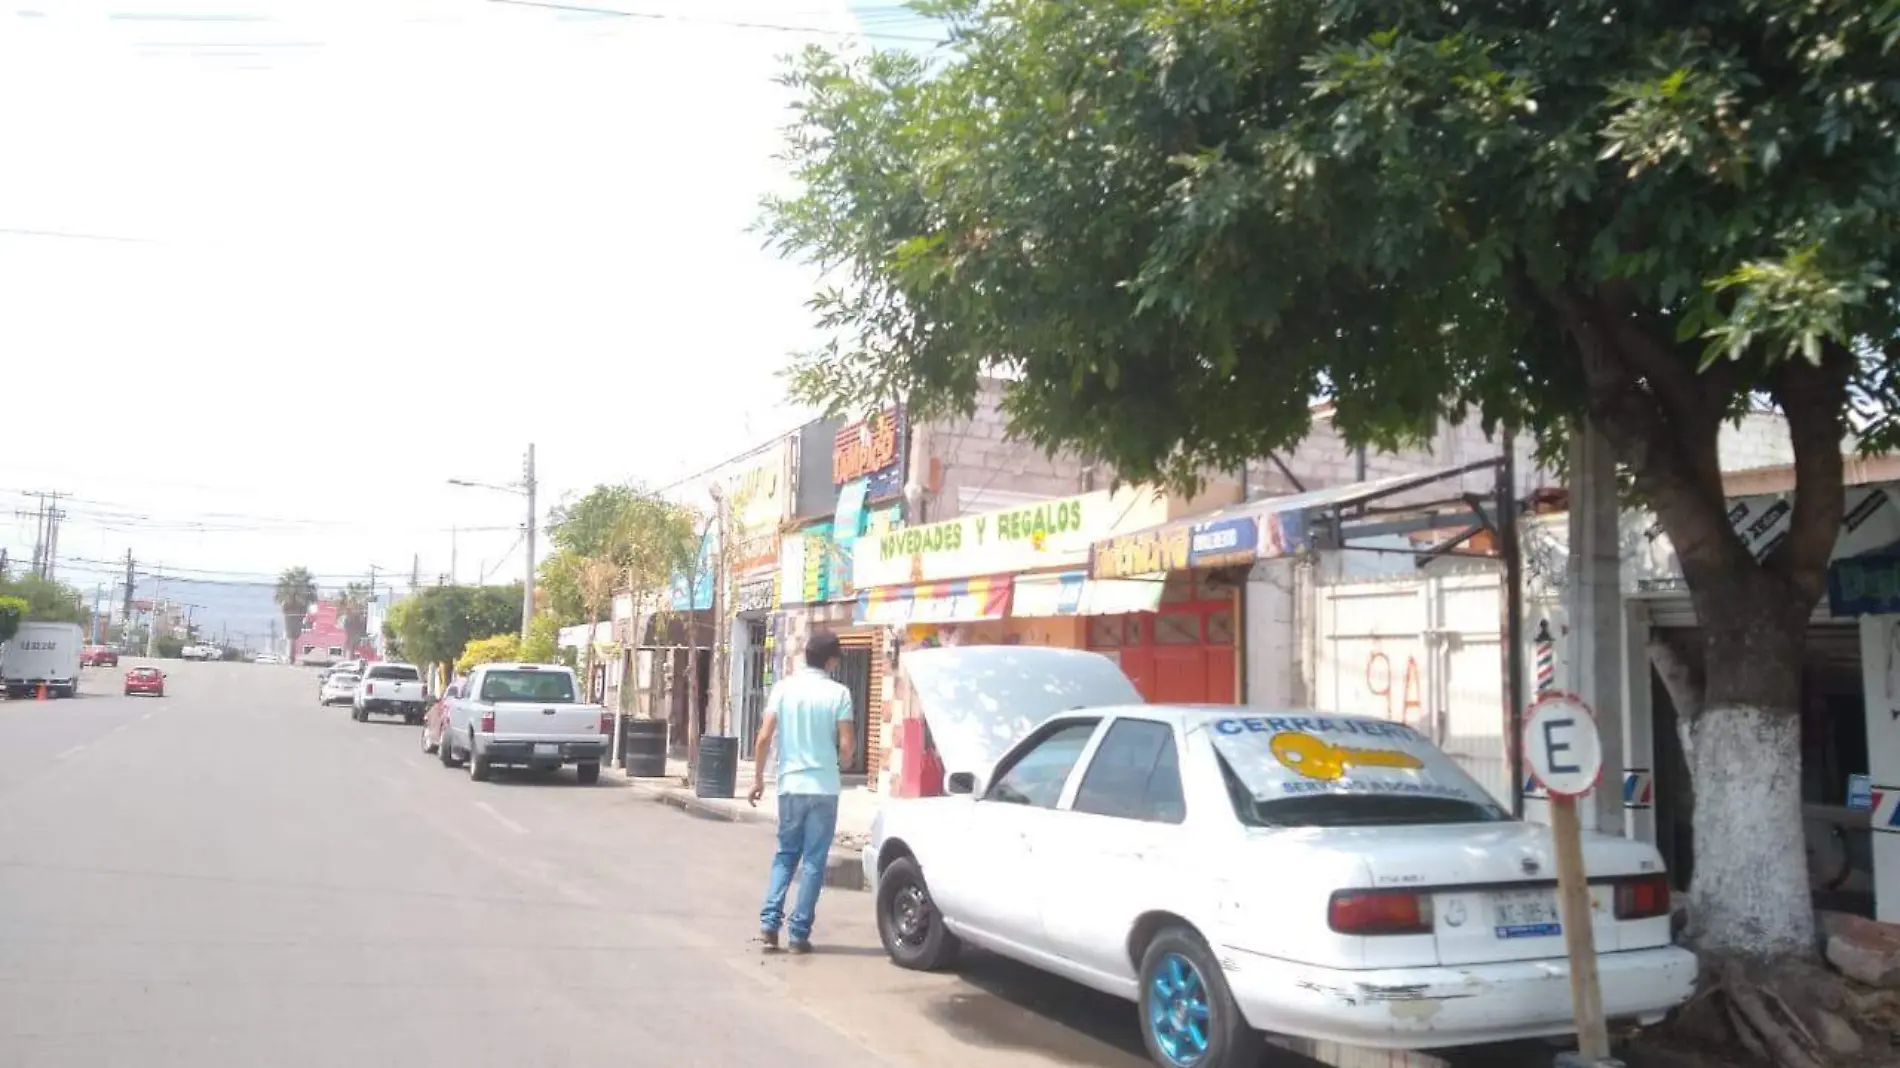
[1522,693,1603,799]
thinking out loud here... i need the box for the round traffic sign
[1522,692,1603,799]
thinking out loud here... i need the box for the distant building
[296,602,374,666]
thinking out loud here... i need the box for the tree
[767,0,1898,994]
[336,582,372,653]
[0,596,26,644]
[520,612,560,665]
[0,575,86,625]
[386,584,523,681]
[274,567,318,663]
[456,633,521,675]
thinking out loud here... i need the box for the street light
[446,443,537,639]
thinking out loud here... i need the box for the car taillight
[1614,873,1672,920]
[1328,890,1434,936]
[599,713,612,735]
[480,711,495,733]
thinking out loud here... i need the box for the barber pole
[1533,619,1556,694]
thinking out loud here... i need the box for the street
[0,659,1163,1068]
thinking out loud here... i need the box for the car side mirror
[946,772,976,795]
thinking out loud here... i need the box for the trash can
[694,734,738,799]
[623,718,669,778]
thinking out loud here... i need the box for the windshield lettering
[1213,715,1416,741]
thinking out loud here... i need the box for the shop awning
[1089,461,1498,579]
[857,577,1012,626]
[1011,570,1168,617]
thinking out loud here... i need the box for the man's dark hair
[805,629,842,669]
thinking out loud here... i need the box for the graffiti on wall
[1364,648,1424,725]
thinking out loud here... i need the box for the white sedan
[863,646,1696,1068]
[318,672,359,706]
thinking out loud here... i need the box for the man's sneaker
[788,939,813,955]
[759,930,781,952]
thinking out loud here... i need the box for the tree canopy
[540,483,699,624]
[385,584,522,672]
[275,567,318,657]
[0,574,87,626]
[0,596,26,644]
[766,0,1900,966]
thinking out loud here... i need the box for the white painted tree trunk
[1685,702,1815,958]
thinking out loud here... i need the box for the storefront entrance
[1086,573,1236,704]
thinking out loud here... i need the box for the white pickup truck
[351,662,429,724]
[435,662,611,784]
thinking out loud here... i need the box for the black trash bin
[695,734,738,799]
[623,718,669,778]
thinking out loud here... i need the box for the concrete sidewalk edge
[613,769,868,891]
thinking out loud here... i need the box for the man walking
[749,628,855,953]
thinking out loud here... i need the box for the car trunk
[1305,823,1668,967]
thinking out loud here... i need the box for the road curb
[616,771,867,891]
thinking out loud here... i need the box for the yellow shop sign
[1090,527,1190,580]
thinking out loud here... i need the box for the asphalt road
[0,659,1169,1068]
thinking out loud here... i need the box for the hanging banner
[855,489,1164,589]
[1092,525,1191,580]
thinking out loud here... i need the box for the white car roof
[477,662,572,673]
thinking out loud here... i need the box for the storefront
[1087,518,1257,704]
[769,408,912,780]
[853,487,1173,783]
[714,440,794,756]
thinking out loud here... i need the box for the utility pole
[521,444,537,639]
[122,551,136,645]
[409,554,419,593]
[91,585,105,643]
[451,525,458,584]
[44,502,64,580]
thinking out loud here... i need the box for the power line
[483,0,943,44]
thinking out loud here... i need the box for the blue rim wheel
[1145,950,1212,1066]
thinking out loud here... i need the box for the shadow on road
[923,948,1153,1067]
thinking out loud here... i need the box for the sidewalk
[606,755,882,891]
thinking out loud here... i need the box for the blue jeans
[759,792,840,943]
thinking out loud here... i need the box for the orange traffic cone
[35,683,47,701]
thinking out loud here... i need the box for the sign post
[1522,692,1618,1068]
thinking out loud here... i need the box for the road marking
[139,712,152,721]
[474,801,529,836]
[55,744,86,760]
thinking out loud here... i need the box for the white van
[2,621,85,698]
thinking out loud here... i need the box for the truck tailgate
[362,679,424,703]
[489,700,603,740]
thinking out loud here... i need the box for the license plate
[1492,890,1562,938]
[534,743,559,757]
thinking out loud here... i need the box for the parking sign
[1523,692,1604,799]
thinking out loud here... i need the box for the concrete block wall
[917,379,1098,520]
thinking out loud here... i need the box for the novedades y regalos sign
[854,491,1110,588]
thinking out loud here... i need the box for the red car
[81,645,120,667]
[123,667,166,697]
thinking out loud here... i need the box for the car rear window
[479,669,576,703]
[1206,714,1508,828]
[365,665,420,682]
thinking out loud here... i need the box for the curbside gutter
[616,773,868,891]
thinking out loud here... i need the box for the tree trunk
[1684,574,1816,960]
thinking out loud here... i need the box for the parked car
[352,662,427,723]
[319,672,360,706]
[80,645,120,667]
[434,663,610,784]
[123,666,166,697]
[861,646,1697,1068]
[419,677,466,756]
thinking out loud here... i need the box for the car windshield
[479,670,576,703]
[1204,713,1509,828]
[132,669,159,678]
[365,666,419,682]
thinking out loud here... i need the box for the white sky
[0,0,934,594]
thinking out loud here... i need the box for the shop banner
[1092,525,1190,580]
[857,489,1157,589]
[669,534,715,611]
[1078,577,1167,615]
[858,577,1012,626]
[833,407,907,501]
[735,574,778,614]
[1189,516,1258,568]
[1012,572,1086,618]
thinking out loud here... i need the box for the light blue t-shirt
[770,666,854,795]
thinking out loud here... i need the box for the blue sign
[669,534,715,611]
[1188,516,1258,567]
[1829,552,1900,616]
[1849,774,1874,812]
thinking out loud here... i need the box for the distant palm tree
[337,582,372,654]
[275,567,318,663]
